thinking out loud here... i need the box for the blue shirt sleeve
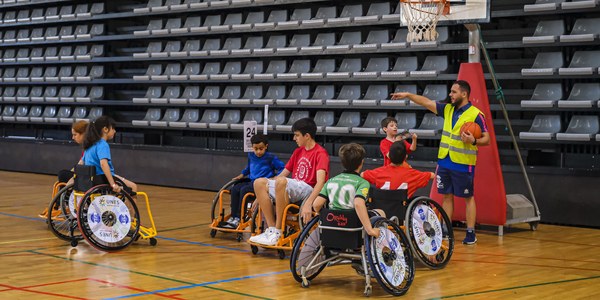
[435,102,446,117]
[474,113,488,133]
[97,140,111,161]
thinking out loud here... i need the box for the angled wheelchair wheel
[211,179,238,222]
[290,216,326,283]
[77,185,140,252]
[366,217,415,296]
[405,196,454,270]
[47,183,83,242]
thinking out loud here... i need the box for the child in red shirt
[364,141,433,198]
[380,117,417,167]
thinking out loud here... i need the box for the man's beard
[451,97,465,107]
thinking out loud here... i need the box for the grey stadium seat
[134,86,161,103]
[153,86,181,104]
[192,86,220,105]
[521,83,563,108]
[276,110,309,132]
[58,106,77,123]
[277,34,311,55]
[327,85,361,106]
[19,106,42,122]
[558,51,600,75]
[326,31,362,53]
[211,86,241,105]
[254,60,286,80]
[556,115,599,141]
[561,0,599,9]
[211,13,242,32]
[190,109,220,129]
[382,28,409,50]
[277,85,309,105]
[380,84,418,107]
[328,4,362,26]
[523,20,565,44]
[171,40,201,57]
[170,109,200,128]
[301,85,334,105]
[40,106,59,123]
[278,59,310,79]
[232,36,264,55]
[303,6,336,27]
[210,61,242,80]
[8,105,29,122]
[354,57,389,79]
[395,113,418,132]
[132,108,162,126]
[233,85,262,105]
[354,30,390,52]
[410,55,448,77]
[524,0,565,12]
[354,2,390,24]
[410,113,444,137]
[380,56,418,78]
[301,59,335,79]
[231,61,263,80]
[277,8,310,29]
[233,12,264,31]
[559,18,600,43]
[254,35,286,55]
[193,62,220,81]
[355,85,389,106]
[519,115,562,140]
[254,10,287,31]
[172,86,201,104]
[314,111,335,132]
[300,33,336,54]
[256,85,285,105]
[171,63,201,80]
[209,110,241,129]
[134,64,162,81]
[1,105,16,121]
[522,52,564,76]
[258,110,286,131]
[151,108,180,127]
[211,37,242,56]
[325,111,361,133]
[557,83,600,108]
[231,110,263,130]
[352,112,389,135]
[326,58,362,79]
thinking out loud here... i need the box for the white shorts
[267,178,313,204]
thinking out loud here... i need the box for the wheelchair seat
[319,208,363,250]
[368,187,409,222]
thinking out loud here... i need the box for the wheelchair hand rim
[410,204,444,256]
[373,226,409,286]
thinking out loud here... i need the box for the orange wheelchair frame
[209,179,257,242]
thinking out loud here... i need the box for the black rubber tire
[251,245,259,255]
[405,196,454,270]
[289,216,326,283]
[210,229,217,238]
[47,183,83,242]
[77,185,141,252]
[150,238,158,246]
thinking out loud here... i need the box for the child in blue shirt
[222,134,285,229]
[82,116,137,194]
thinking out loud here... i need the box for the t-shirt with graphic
[83,139,114,176]
[362,165,431,198]
[380,138,412,166]
[285,143,330,187]
[319,171,370,210]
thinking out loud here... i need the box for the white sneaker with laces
[250,227,281,246]
[249,227,273,243]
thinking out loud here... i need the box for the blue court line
[156,236,251,253]
[103,270,290,300]
[0,211,45,222]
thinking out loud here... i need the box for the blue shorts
[435,165,474,198]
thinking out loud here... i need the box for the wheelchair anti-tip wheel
[290,216,327,283]
[47,183,83,243]
[366,217,415,296]
[77,184,141,252]
[405,196,454,270]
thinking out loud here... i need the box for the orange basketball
[460,122,482,139]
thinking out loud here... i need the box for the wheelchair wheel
[211,180,238,222]
[405,196,454,270]
[366,217,415,296]
[290,216,326,283]
[47,184,83,242]
[77,185,141,252]
[250,206,263,236]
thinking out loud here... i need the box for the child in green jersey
[312,143,384,238]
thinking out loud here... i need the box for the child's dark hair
[381,116,397,129]
[389,141,407,165]
[339,143,365,172]
[251,133,268,145]
[292,118,317,140]
[453,80,471,97]
[83,116,116,150]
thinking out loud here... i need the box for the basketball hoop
[400,0,449,42]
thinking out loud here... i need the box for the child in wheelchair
[221,134,285,229]
[312,143,383,238]
[82,116,137,195]
[363,141,434,195]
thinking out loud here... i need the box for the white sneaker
[222,217,240,229]
[249,227,281,246]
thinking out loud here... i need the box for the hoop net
[400,0,447,42]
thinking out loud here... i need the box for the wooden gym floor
[1,170,599,299]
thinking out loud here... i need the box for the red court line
[11,278,88,289]
[87,278,186,300]
[0,283,89,300]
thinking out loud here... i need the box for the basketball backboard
[400,0,490,26]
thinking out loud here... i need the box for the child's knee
[274,177,287,189]
[253,178,268,190]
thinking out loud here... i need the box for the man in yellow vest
[391,80,490,244]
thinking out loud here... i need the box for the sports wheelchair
[209,179,256,242]
[248,200,304,259]
[369,188,454,270]
[290,208,415,296]
[47,165,158,251]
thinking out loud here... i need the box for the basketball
[460,122,482,139]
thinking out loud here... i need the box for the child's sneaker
[249,227,281,246]
[222,217,240,229]
[462,230,477,245]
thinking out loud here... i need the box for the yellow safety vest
[437,104,483,166]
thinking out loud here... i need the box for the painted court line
[104,270,289,300]
[0,211,45,222]
[87,278,185,300]
[0,283,88,300]
[433,275,600,299]
[0,237,57,245]
[156,236,250,253]
[30,250,274,300]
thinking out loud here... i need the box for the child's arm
[232,174,245,180]
[100,159,120,192]
[355,198,379,237]
[312,196,327,213]
[300,169,327,223]
[410,133,418,151]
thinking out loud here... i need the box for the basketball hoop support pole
[464,24,480,63]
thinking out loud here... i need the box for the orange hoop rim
[399,0,450,15]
